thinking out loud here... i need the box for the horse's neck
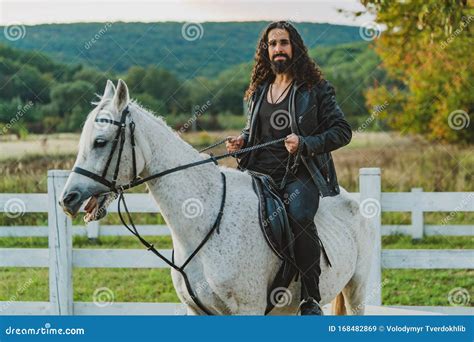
[132,105,222,254]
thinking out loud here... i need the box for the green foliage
[362,0,473,144]
[0,57,51,103]
[309,41,390,127]
[50,80,96,131]
[128,65,187,114]
[72,67,112,93]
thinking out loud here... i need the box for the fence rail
[2,248,473,270]
[0,168,472,315]
[1,223,473,239]
[2,190,472,240]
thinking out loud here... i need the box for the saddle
[249,171,299,314]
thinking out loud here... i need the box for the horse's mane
[80,96,200,159]
[128,99,200,155]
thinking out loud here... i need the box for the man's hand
[285,133,299,154]
[225,135,245,153]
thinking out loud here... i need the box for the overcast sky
[0,0,374,26]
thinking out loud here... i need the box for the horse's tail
[331,292,346,315]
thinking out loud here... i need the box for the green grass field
[0,132,472,309]
[0,235,472,306]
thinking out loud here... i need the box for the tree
[124,66,147,94]
[361,0,473,143]
[50,80,95,131]
[142,66,184,113]
[72,67,111,93]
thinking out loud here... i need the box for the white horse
[60,79,375,315]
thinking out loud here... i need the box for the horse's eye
[93,138,107,148]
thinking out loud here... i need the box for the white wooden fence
[0,168,472,315]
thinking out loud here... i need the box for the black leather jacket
[238,79,352,197]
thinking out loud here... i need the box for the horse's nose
[60,190,82,208]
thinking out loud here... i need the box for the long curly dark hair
[244,21,324,100]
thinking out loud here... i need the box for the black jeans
[277,167,322,302]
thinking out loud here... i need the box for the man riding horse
[226,21,352,315]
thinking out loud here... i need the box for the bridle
[71,104,301,315]
[73,106,139,191]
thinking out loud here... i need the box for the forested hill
[0,40,387,134]
[0,21,390,135]
[0,21,363,78]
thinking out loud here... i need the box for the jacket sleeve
[240,97,253,148]
[240,118,250,148]
[300,81,352,156]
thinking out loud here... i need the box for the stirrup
[297,297,324,316]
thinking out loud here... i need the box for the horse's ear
[103,80,115,100]
[113,79,129,112]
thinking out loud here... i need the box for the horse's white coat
[62,80,375,315]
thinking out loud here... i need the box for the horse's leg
[343,217,377,315]
[341,255,372,315]
[340,275,367,315]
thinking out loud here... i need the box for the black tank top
[247,88,298,185]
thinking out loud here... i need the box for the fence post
[411,188,424,240]
[87,221,100,240]
[48,170,73,315]
[359,168,382,306]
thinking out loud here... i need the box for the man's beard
[271,54,292,74]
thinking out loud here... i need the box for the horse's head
[59,79,146,222]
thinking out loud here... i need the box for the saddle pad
[250,172,295,262]
[248,172,299,314]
